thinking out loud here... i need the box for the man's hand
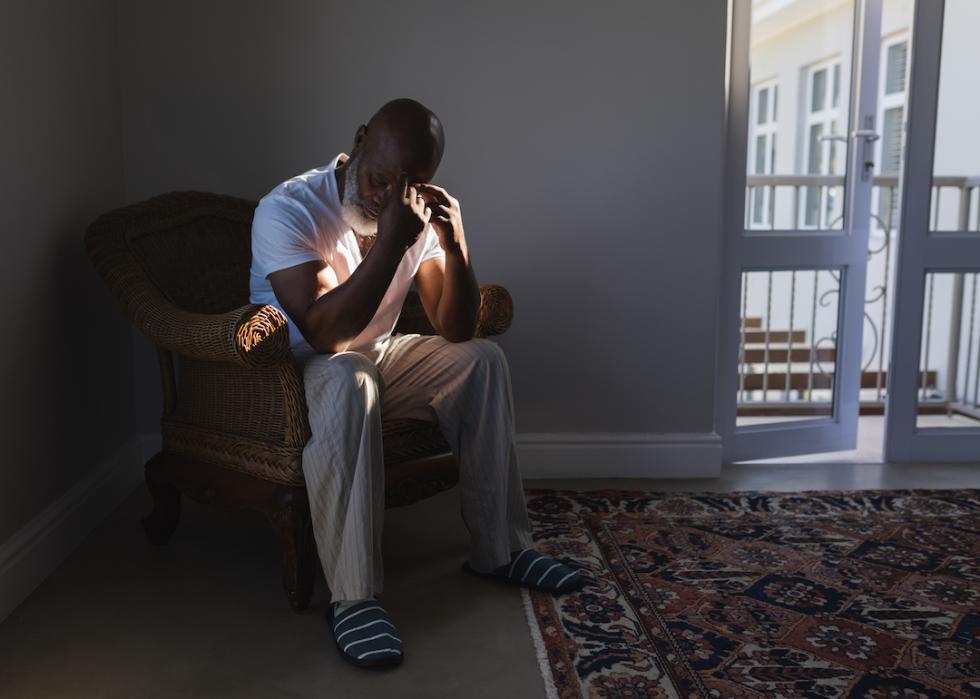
[377,174,432,251]
[416,183,466,256]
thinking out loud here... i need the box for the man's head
[339,98,445,236]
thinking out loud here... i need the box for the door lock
[851,129,881,181]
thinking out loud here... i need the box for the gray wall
[0,0,726,582]
[117,0,727,439]
[0,1,133,542]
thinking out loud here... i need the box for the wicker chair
[84,191,515,612]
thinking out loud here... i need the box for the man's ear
[351,124,367,154]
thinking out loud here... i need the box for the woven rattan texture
[85,191,513,505]
[128,214,251,314]
[381,419,452,465]
[160,417,453,487]
[173,358,290,443]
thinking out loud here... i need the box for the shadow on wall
[0,228,138,543]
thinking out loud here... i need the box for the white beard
[339,155,378,237]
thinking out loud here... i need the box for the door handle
[851,129,881,180]
[850,129,881,142]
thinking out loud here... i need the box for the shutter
[885,41,908,95]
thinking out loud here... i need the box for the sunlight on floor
[741,415,980,464]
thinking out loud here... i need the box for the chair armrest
[145,301,291,368]
[475,284,514,338]
[85,206,291,368]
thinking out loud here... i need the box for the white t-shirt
[249,153,445,362]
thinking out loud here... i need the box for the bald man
[249,99,584,669]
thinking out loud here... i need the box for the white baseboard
[516,432,723,479]
[0,436,146,625]
[138,429,723,480]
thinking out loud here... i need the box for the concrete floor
[2,462,980,698]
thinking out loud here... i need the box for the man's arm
[269,177,432,354]
[415,184,480,342]
[269,237,405,354]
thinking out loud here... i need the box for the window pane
[737,270,841,425]
[881,108,904,173]
[885,41,908,95]
[826,185,838,227]
[755,135,767,174]
[808,123,824,174]
[753,187,765,224]
[915,272,980,428]
[757,87,769,125]
[811,68,827,112]
[832,64,841,108]
[745,3,852,233]
[930,0,980,233]
[877,105,903,229]
[805,187,819,227]
[829,119,840,175]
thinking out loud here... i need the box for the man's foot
[327,598,404,668]
[462,548,587,594]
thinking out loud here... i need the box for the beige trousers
[293,333,534,603]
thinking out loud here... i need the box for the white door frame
[884,0,980,462]
[717,0,883,463]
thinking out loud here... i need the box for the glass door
[884,0,980,461]
[718,0,884,462]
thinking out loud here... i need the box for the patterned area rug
[520,489,980,699]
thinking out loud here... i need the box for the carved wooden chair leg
[142,467,181,546]
[267,489,315,613]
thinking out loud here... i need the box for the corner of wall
[0,436,145,625]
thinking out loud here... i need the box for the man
[249,98,584,669]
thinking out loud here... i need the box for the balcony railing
[738,174,980,421]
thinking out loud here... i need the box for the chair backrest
[122,192,256,314]
[89,189,436,335]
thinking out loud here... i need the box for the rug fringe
[521,588,561,699]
